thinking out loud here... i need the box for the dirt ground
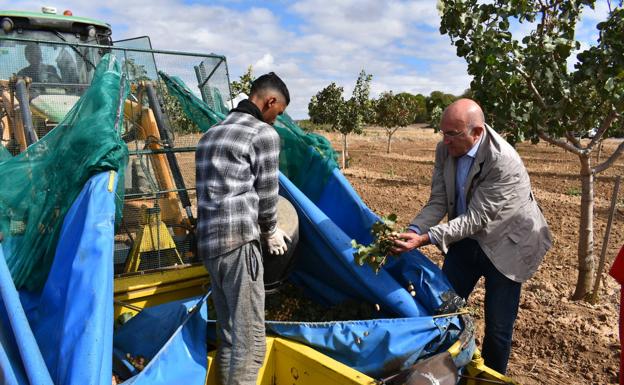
[322,126,624,385]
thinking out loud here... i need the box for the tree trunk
[345,134,349,167]
[341,133,348,169]
[386,131,393,153]
[571,154,595,300]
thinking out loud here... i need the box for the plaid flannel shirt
[196,111,280,259]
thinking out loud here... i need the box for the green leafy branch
[351,214,404,274]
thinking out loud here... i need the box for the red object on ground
[609,245,624,385]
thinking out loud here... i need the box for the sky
[1,1,613,119]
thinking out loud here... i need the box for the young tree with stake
[439,0,624,300]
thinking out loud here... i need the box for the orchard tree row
[228,65,461,166]
[307,72,463,166]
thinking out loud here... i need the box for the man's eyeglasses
[439,129,467,138]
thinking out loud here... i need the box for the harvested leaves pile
[264,282,378,322]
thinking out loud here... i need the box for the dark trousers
[442,238,522,375]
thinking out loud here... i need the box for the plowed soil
[324,126,624,385]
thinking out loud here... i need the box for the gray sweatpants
[204,241,265,385]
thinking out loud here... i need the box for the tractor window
[15,42,62,84]
[0,30,103,91]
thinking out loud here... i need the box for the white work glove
[262,227,291,255]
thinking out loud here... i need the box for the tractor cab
[0,8,111,86]
[0,8,112,150]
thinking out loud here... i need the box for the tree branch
[538,128,582,155]
[537,0,547,37]
[594,139,624,174]
[514,64,549,109]
[587,109,619,151]
[565,131,583,149]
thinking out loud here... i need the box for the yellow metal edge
[464,350,520,385]
[447,339,463,357]
[257,338,276,385]
[114,264,208,294]
[108,170,116,192]
[205,337,277,385]
[113,265,209,318]
[273,337,377,385]
[115,277,207,301]
[198,329,519,385]
[204,337,376,385]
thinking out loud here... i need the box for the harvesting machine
[0,7,519,385]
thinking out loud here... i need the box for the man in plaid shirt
[196,72,291,385]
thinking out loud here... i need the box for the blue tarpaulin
[113,295,210,385]
[1,171,117,385]
[110,168,468,382]
[0,149,469,385]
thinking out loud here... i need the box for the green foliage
[363,96,379,124]
[396,92,427,123]
[308,82,345,128]
[428,105,444,131]
[438,0,624,141]
[375,92,421,128]
[566,187,582,196]
[308,70,373,168]
[352,214,404,274]
[122,58,150,82]
[230,65,254,97]
[426,91,457,120]
[296,119,329,132]
[308,71,373,136]
[460,88,475,99]
[161,86,201,134]
[341,70,374,136]
[410,93,429,123]
[375,91,423,152]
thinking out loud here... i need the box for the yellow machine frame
[123,96,188,234]
[0,79,32,153]
[205,337,377,385]
[123,205,184,273]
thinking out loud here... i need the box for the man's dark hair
[250,72,290,105]
[24,43,42,64]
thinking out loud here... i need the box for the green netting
[159,72,338,200]
[0,54,128,290]
[0,145,10,160]
[159,72,226,126]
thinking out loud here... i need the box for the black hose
[145,83,194,223]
